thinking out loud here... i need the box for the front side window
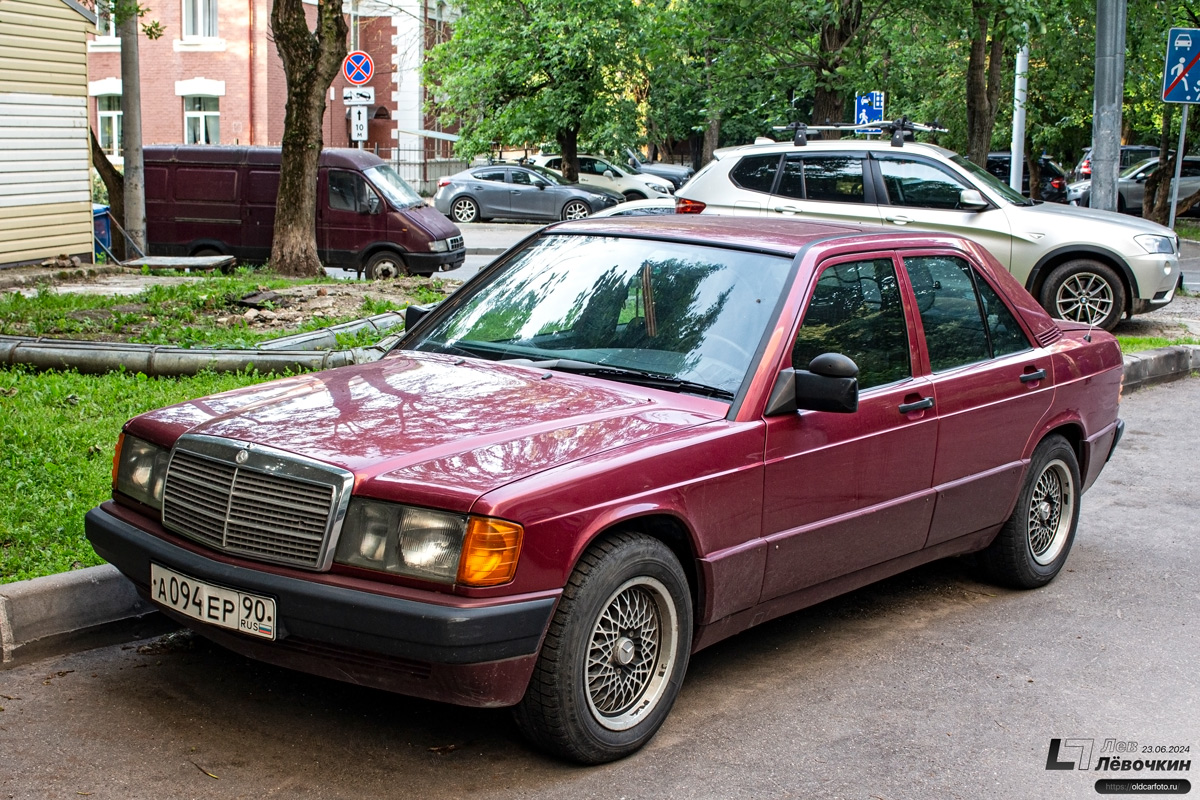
[97,95,122,157]
[905,255,1030,371]
[877,158,969,209]
[183,96,219,144]
[793,258,910,390]
[182,0,218,37]
[328,171,380,213]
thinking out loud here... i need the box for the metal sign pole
[1169,104,1189,228]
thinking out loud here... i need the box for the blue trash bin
[93,204,111,260]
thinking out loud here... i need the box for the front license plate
[149,564,277,641]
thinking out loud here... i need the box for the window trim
[870,153,974,211]
[182,95,220,145]
[181,0,218,39]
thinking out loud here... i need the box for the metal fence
[368,145,466,196]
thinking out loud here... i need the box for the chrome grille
[161,436,353,570]
[447,234,464,251]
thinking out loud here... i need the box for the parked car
[1067,156,1200,216]
[675,137,1179,331]
[433,163,622,223]
[143,146,465,279]
[590,197,676,217]
[985,152,1069,203]
[1070,144,1160,182]
[624,147,695,189]
[88,216,1124,764]
[530,153,674,199]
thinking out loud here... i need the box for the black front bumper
[406,247,466,273]
[85,505,556,666]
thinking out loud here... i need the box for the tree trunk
[1144,107,1173,222]
[811,1,862,138]
[556,125,580,183]
[90,128,126,261]
[812,88,845,138]
[701,113,721,165]
[118,14,146,256]
[965,2,1006,167]
[270,0,348,277]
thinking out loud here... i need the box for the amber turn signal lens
[457,517,523,587]
[112,432,125,487]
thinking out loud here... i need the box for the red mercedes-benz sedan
[87,216,1124,763]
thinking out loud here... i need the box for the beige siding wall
[0,0,91,96]
[0,0,94,266]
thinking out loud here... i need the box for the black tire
[1116,194,1128,214]
[978,435,1081,589]
[1038,259,1125,331]
[191,246,223,257]
[561,200,591,221]
[450,196,480,224]
[364,251,405,280]
[623,191,648,201]
[513,532,692,764]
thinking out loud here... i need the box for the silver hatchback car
[676,138,1179,330]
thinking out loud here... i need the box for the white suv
[531,154,674,200]
[676,138,1179,330]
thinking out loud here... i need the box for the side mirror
[628,158,639,171]
[1134,173,1148,183]
[603,170,615,179]
[364,193,382,215]
[959,188,988,211]
[764,353,860,416]
[405,301,439,332]
[535,181,547,190]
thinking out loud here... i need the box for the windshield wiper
[504,358,735,400]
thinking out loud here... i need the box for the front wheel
[623,191,648,201]
[978,435,1081,589]
[364,251,404,280]
[1039,259,1125,331]
[513,532,692,764]
[561,200,591,220]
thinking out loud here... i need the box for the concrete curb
[2,344,1198,669]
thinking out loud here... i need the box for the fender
[1024,243,1139,304]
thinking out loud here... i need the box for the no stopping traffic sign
[343,51,374,86]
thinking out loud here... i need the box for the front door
[761,254,936,601]
[319,169,388,269]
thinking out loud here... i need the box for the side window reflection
[793,258,911,390]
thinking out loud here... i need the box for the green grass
[1117,335,1200,353]
[0,366,286,583]
[1174,218,1200,241]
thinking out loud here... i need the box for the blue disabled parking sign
[1163,27,1200,103]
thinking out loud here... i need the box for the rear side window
[776,156,865,203]
[730,154,780,193]
[472,169,507,182]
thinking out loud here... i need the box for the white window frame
[97,95,123,157]
[182,0,218,39]
[183,96,220,145]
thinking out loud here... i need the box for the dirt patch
[1113,292,1200,339]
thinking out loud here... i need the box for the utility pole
[1010,35,1029,193]
[1090,0,1127,212]
[118,13,146,255]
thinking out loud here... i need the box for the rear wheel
[978,435,1081,589]
[364,251,404,280]
[1039,259,1125,331]
[561,200,591,221]
[513,532,692,764]
[450,197,480,224]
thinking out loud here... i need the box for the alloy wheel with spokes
[1055,272,1115,325]
[562,200,590,220]
[1027,458,1075,566]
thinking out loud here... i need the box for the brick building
[86,0,461,193]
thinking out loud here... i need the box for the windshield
[364,165,423,209]
[949,154,1032,205]
[1121,158,1159,179]
[523,163,566,185]
[404,234,793,398]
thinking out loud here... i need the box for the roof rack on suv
[771,117,948,148]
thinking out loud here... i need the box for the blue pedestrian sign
[343,51,374,86]
[1163,27,1200,103]
[855,91,885,132]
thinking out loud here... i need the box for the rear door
[468,167,511,217]
[768,152,883,226]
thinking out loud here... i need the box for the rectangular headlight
[429,238,450,253]
[113,433,171,510]
[335,499,522,586]
[1135,234,1176,255]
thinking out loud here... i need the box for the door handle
[885,215,913,224]
[772,205,803,214]
[1020,368,1047,383]
[898,397,934,414]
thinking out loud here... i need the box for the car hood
[573,184,625,201]
[127,352,723,512]
[639,162,693,179]
[1007,196,1176,237]
[405,202,463,241]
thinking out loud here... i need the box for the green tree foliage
[424,0,643,181]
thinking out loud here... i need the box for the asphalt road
[2,379,1197,800]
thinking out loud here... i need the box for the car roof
[712,138,957,160]
[546,215,972,255]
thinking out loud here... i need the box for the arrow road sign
[343,51,374,86]
[350,105,368,142]
[1163,27,1200,103]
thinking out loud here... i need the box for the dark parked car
[624,147,695,189]
[985,152,1069,203]
[433,163,622,223]
[88,217,1124,764]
